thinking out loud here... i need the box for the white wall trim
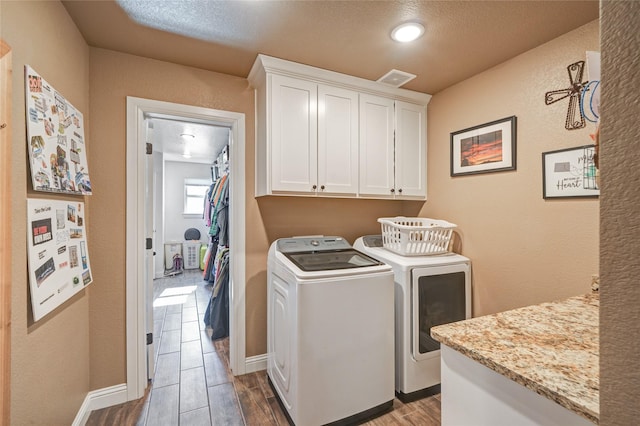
[245,353,268,374]
[72,384,128,426]
[126,97,247,403]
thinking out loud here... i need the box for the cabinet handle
[320,185,325,191]
[312,185,317,191]
[398,188,403,194]
[390,188,395,193]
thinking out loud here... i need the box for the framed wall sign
[451,116,517,176]
[25,65,92,195]
[27,198,93,321]
[542,145,599,199]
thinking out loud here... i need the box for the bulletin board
[25,65,92,195]
[27,198,93,321]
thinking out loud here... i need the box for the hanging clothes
[203,247,230,340]
[201,163,230,340]
[209,173,229,244]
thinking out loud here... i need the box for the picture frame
[542,144,599,199]
[450,116,517,176]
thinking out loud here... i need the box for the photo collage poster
[27,198,93,321]
[25,65,92,195]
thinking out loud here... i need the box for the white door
[395,101,426,198]
[144,119,155,381]
[270,74,318,193]
[359,94,395,197]
[317,85,359,195]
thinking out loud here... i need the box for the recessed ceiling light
[391,22,425,43]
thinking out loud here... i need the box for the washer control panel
[276,237,350,253]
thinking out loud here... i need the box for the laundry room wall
[424,20,600,317]
[87,47,255,387]
[163,160,209,245]
[2,1,91,424]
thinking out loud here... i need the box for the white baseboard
[72,383,128,426]
[244,353,267,374]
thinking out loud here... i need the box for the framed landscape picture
[451,116,517,176]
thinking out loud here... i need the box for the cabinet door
[395,101,427,198]
[317,85,359,195]
[359,94,395,197]
[270,74,318,193]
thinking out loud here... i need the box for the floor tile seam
[178,371,210,416]
[180,364,207,375]
[228,380,249,426]
[178,405,212,418]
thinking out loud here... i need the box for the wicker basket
[378,217,456,256]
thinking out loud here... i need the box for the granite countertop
[431,293,599,424]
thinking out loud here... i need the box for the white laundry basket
[378,217,456,256]
[183,242,201,270]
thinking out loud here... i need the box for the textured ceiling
[63,0,599,95]
[61,0,599,163]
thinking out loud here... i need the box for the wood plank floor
[87,270,441,425]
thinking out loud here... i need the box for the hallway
[142,269,240,424]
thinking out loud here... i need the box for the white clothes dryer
[354,235,471,402]
[267,236,395,425]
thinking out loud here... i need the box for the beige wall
[1,1,91,425]
[600,1,640,424]
[425,20,600,316]
[87,48,255,384]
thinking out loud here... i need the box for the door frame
[0,38,12,426]
[125,96,246,400]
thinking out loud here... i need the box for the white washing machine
[267,236,394,425]
[354,235,471,402]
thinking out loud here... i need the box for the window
[184,179,210,216]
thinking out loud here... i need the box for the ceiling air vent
[377,69,416,88]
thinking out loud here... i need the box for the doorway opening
[125,97,246,401]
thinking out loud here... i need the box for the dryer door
[411,263,470,361]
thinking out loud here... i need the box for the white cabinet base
[440,345,593,426]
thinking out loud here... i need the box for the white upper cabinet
[270,74,318,193]
[249,54,430,199]
[359,94,395,197]
[395,101,427,198]
[266,75,359,196]
[317,84,359,195]
[359,97,427,199]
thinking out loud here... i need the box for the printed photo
[67,204,76,223]
[28,74,42,93]
[82,269,92,286]
[35,257,56,286]
[32,218,53,246]
[30,135,45,158]
[56,209,65,229]
[69,246,79,268]
[81,241,87,269]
